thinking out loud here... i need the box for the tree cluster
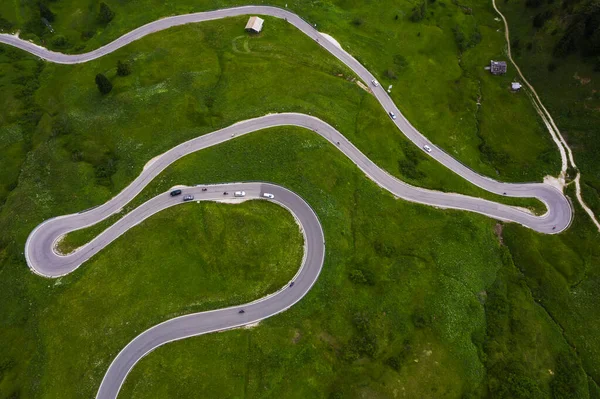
[409,1,427,22]
[533,10,553,28]
[98,2,115,25]
[553,0,600,58]
[348,268,375,285]
[384,341,412,372]
[453,24,482,53]
[525,0,545,7]
[39,3,55,23]
[343,313,379,361]
[94,60,132,94]
[0,16,13,32]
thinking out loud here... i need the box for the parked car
[234,191,246,197]
[423,145,432,153]
[183,194,194,201]
[388,111,396,120]
[170,189,182,196]
[263,193,275,199]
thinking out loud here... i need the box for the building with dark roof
[490,60,507,75]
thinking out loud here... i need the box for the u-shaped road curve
[0,6,572,234]
[3,6,573,399]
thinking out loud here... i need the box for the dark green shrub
[349,269,367,284]
[384,68,397,79]
[116,60,131,76]
[98,2,115,24]
[95,73,112,94]
[351,17,364,26]
[51,35,68,48]
[39,3,55,22]
[410,1,427,22]
[385,355,401,371]
[0,16,13,32]
[533,10,553,28]
[412,309,431,329]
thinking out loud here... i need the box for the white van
[234,191,246,197]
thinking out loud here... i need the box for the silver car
[183,194,195,201]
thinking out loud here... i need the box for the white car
[423,145,432,153]
[263,193,275,199]
[371,79,379,87]
[388,111,396,120]
[234,191,246,197]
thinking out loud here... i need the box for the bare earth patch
[356,80,371,93]
[573,72,591,85]
[319,331,340,349]
[292,329,301,344]
[494,222,504,245]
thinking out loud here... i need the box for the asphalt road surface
[91,183,324,399]
[3,6,573,399]
[1,6,572,234]
[22,115,571,399]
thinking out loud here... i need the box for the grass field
[497,0,600,220]
[0,0,560,184]
[1,193,303,398]
[0,0,598,398]
[2,124,587,398]
[107,129,595,399]
[491,2,600,387]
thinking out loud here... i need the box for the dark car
[170,189,182,196]
[238,309,245,314]
[289,282,295,287]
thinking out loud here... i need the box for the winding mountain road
[2,5,574,399]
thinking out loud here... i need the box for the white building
[245,16,264,33]
[511,82,522,91]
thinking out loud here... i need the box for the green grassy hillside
[0,0,598,398]
[0,0,560,184]
[498,0,600,218]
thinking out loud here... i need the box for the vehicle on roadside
[201,188,207,192]
[234,191,246,197]
[263,193,275,199]
[423,145,432,153]
[223,192,229,195]
[183,194,194,201]
[388,111,396,120]
[290,282,295,287]
[371,79,379,87]
[170,189,182,196]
